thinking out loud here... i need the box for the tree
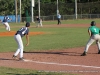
[0,0,100,16]
[0,0,14,15]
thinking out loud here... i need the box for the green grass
[28,27,88,51]
[0,27,89,52]
[42,19,100,25]
[0,67,76,75]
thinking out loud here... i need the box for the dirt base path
[0,45,100,75]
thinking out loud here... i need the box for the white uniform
[39,19,43,27]
[2,16,11,31]
[85,34,100,52]
[14,27,29,58]
[36,17,43,27]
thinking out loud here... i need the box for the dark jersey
[15,27,29,37]
[3,16,9,22]
[36,17,40,23]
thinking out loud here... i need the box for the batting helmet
[26,22,30,27]
[91,21,96,26]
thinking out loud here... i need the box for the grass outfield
[0,19,99,75]
[0,25,88,52]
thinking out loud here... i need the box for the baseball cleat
[23,51,25,53]
[12,55,18,59]
[98,51,100,54]
[19,57,24,61]
[81,52,87,56]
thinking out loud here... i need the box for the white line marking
[24,59,100,69]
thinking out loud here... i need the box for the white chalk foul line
[23,59,100,69]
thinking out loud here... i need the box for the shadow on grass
[7,73,38,75]
[7,73,58,75]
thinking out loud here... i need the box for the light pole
[57,0,59,15]
[75,0,77,19]
[38,0,40,18]
[31,0,35,22]
[15,0,17,23]
[19,0,21,22]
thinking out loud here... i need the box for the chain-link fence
[21,14,100,22]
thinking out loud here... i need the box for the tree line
[0,0,100,17]
[40,0,100,3]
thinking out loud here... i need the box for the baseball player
[12,22,30,60]
[36,16,43,27]
[81,21,100,56]
[2,15,12,31]
[57,13,61,25]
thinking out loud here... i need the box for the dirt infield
[0,31,44,36]
[0,24,100,75]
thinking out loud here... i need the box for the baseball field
[0,19,100,75]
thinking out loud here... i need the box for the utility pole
[19,0,21,22]
[75,0,77,19]
[31,0,35,22]
[57,0,59,15]
[15,0,17,23]
[38,0,40,18]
